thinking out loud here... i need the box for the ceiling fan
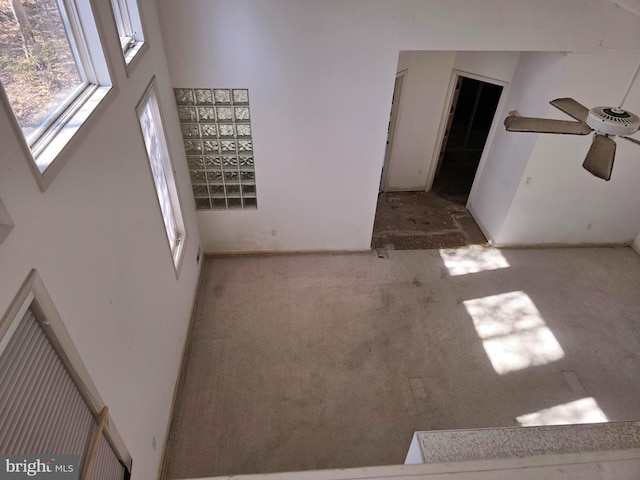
[504,59,640,181]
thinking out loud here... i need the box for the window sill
[124,42,148,77]
[28,86,114,192]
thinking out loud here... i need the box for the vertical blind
[0,308,125,479]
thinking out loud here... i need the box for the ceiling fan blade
[620,135,640,146]
[504,116,592,135]
[550,98,590,122]
[583,134,616,181]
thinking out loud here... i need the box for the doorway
[432,76,503,204]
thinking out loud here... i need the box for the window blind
[0,308,125,479]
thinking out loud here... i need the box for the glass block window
[174,88,257,210]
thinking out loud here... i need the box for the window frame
[109,0,147,72]
[111,0,135,51]
[0,0,115,192]
[25,0,93,150]
[0,270,133,473]
[136,77,187,274]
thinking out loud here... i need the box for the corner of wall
[632,232,640,256]
[471,51,569,245]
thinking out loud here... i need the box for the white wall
[453,52,521,82]
[470,52,570,239]
[157,0,640,252]
[385,51,520,192]
[496,49,640,244]
[0,0,201,478]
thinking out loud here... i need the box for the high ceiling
[609,0,640,16]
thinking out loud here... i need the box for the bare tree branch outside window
[0,0,82,138]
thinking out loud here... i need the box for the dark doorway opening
[432,77,503,204]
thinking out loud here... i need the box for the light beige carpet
[163,247,640,479]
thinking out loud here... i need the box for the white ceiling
[608,0,640,17]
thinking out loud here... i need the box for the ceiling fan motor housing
[586,107,640,136]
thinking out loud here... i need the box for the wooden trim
[158,256,205,479]
[202,248,374,257]
[490,242,629,249]
[81,406,110,480]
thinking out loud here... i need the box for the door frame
[380,69,407,192]
[425,69,510,208]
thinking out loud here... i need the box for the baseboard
[384,187,427,192]
[491,241,629,249]
[464,206,637,251]
[158,255,205,480]
[203,247,373,257]
[205,242,635,255]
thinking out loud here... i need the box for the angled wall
[0,0,201,478]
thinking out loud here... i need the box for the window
[137,79,186,269]
[174,88,257,210]
[0,270,132,479]
[0,0,113,190]
[109,0,146,66]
